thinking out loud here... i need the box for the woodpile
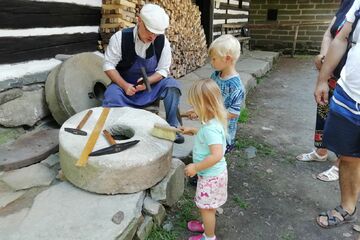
[100,0,207,78]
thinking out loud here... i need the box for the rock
[217,207,224,215]
[162,221,174,232]
[353,224,360,232]
[1,182,145,240]
[0,88,22,105]
[40,153,59,168]
[343,232,352,238]
[261,126,273,131]
[1,163,56,190]
[112,210,124,225]
[150,158,185,207]
[143,196,166,226]
[134,216,154,240]
[0,88,49,127]
[244,146,257,159]
[0,191,25,209]
[266,169,273,174]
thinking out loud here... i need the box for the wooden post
[292,25,299,57]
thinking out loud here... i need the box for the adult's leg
[200,208,217,238]
[339,155,360,214]
[160,87,181,127]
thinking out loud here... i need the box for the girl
[181,79,228,240]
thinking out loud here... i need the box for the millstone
[0,129,59,171]
[59,107,173,194]
[45,52,111,125]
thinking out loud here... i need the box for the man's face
[138,18,158,43]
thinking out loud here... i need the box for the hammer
[133,67,152,92]
[64,110,93,136]
[89,130,140,156]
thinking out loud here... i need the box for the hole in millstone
[108,125,135,140]
[91,81,107,101]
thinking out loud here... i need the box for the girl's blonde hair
[188,79,228,131]
[208,34,241,61]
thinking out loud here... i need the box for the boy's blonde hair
[188,79,228,131]
[208,34,241,61]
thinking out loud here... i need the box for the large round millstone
[45,52,111,125]
[59,107,173,194]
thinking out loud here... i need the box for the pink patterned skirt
[195,169,228,209]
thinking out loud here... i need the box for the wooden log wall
[0,0,101,65]
[213,0,250,37]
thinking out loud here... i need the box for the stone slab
[60,107,173,194]
[0,182,145,240]
[0,88,49,127]
[1,163,56,190]
[0,129,59,171]
[236,58,271,78]
[0,191,25,209]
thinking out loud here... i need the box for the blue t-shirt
[193,119,227,177]
[211,71,245,145]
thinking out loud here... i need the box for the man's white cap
[140,4,169,34]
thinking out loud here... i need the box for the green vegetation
[233,194,249,209]
[147,225,178,240]
[235,138,276,157]
[238,108,249,123]
[280,231,295,240]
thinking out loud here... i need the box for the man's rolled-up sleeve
[103,33,122,71]
[155,38,171,78]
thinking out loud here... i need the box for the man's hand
[179,126,197,136]
[125,83,136,96]
[134,77,146,92]
[184,163,197,177]
[314,54,325,71]
[314,79,329,105]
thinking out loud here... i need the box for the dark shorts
[323,111,360,158]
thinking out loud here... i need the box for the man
[315,0,360,228]
[102,3,184,144]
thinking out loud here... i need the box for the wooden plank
[0,33,99,64]
[214,13,248,20]
[76,108,110,167]
[0,0,101,29]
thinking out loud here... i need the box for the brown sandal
[316,205,357,228]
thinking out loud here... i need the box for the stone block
[134,216,154,240]
[143,196,166,226]
[150,158,185,207]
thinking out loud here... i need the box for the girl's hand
[185,163,197,177]
[185,109,198,120]
[180,127,197,135]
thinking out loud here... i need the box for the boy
[188,35,244,153]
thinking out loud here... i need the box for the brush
[151,123,183,141]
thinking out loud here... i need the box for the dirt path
[165,56,359,240]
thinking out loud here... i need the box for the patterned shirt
[211,71,245,145]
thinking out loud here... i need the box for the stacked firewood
[100,0,207,78]
[100,0,141,49]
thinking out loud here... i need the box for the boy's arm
[227,87,245,119]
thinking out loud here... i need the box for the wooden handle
[76,110,93,130]
[76,107,110,167]
[154,123,182,133]
[103,129,116,145]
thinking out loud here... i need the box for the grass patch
[174,188,199,229]
[238,108,249,123]
[235,138,276,157]
[233,194,249,209]
[280,231,295,240]
[256,77,264,84]
[146,225,178,240]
